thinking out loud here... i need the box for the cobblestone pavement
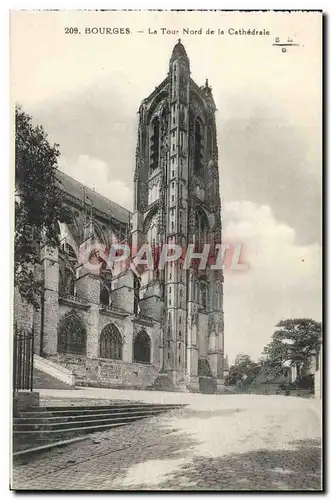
[12,391,322,491]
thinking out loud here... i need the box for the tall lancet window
[133,275,141,316]
[195,209,209,251]
[207,126,214,158]
[150,116,160,174]
[194,119,204,172]
[199,281,208,310]
[160,106,169,153]
[147,214,158,246]
[99,261,112,307]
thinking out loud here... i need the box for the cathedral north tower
[132,40,224,391]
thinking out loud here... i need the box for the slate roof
[56,170,132,224]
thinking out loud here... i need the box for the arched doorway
[57,312,86,355]
[133,330,151,364]
[99,323,123,360]
[198,357,216,394]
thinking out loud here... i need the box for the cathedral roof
[56,170,132,224]
[171,39,188,60]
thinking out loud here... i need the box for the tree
[225,354,261,386]
[15,105,63,307]
[262,318,322,379]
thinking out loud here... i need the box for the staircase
[13,402,184,454]
[33,368,73,390]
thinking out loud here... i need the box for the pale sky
[10,10,322,362]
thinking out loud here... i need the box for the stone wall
[13,391,39,414]
[52,353,159,389]
[55,302,162,373]
[94,358,159,388]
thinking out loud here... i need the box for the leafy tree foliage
[225,354,261,386]
[262,318,322,378]
[15,105,63,307]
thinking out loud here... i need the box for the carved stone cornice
[99,304,128,319]
[132,315,155,327]
[58,294,91,311]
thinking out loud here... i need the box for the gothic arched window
[198,358,212,377]
[146,213,159,247]
[207,125,215,158]
[65,269,75,296]
[133,330,151,364]
[150,117,160,173]
[58,312,86,355]
[199,281,208,310]
[133,274,141,316]
[99,323,122,360]
[194,119,204,172]
[195,209,209,250]
[100,261,112,306]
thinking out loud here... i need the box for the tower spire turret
[170,39,190,70]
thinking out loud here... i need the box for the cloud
[26,75,138,189]
[223,201,322,362]
[217,94,322,246]
[58,154,133,210]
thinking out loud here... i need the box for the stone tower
[132,40,224,392]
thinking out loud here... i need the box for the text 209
[64,27,80,34]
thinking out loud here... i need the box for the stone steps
[32,368,73,390]
[17,403,178,416]
[14,407,180,429]
[13,403,184,453]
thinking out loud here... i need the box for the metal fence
[13,324,34,391]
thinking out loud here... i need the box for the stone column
[40,245,59,355]
[76,264,100,358]
[207,331,218,378]
[131,211,145,257]
[185,301,199,391]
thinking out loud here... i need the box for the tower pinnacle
[170,39,189,65]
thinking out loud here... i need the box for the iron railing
[13,324,34,391]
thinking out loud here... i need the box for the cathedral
[14,40,225,393]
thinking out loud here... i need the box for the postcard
[10,9,322,491]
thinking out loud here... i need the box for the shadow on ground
[117,437,322,491]
[12,414,322,492]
